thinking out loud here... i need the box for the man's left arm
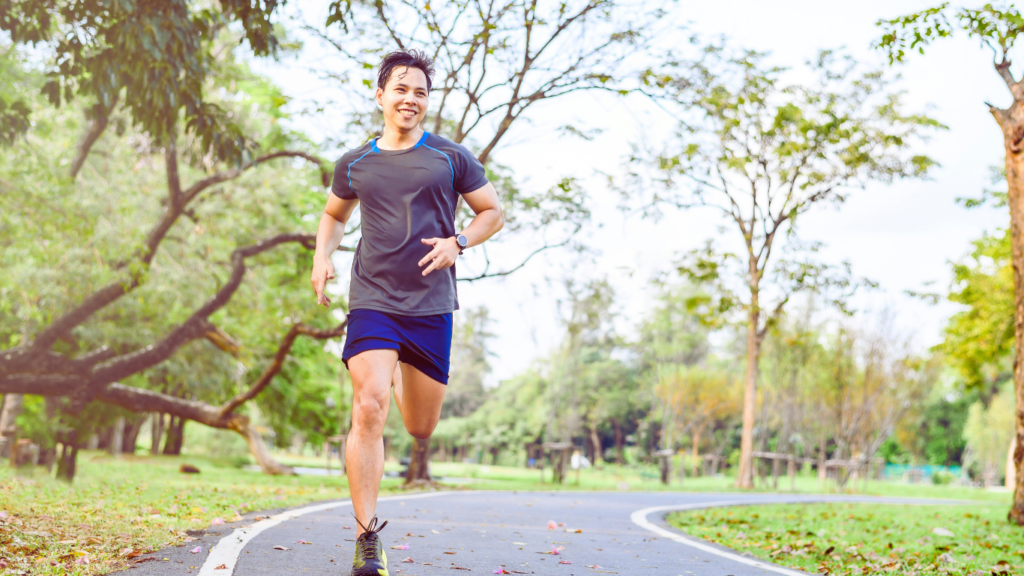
[419,182,504,276]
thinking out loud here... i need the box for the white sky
[254,0,1012,385]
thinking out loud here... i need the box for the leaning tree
[0,0,357,476]
[315,0,669,483]
[624,42,942,488]
[876,0,1024,526]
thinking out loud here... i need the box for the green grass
[668,502,1024,575]
[0,451,406,576]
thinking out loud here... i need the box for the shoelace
[355,515,389,560]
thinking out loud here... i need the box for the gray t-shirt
[331,132,489,316]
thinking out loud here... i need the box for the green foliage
[963,380,1016,482]
[1,0,290,164]
[939,229,1014,389]
[443,306,494,419]
[0,41,336,450]
[877,3,1024,64]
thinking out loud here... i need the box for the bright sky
[255,1,1012,385]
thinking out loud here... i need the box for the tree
[623,43,941,488]
[0,31,346,477]
[940,228,1015,392]
[313,0,665,482]
[876,0,1024,524]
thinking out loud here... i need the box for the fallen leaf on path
[296,540,312,545]
[215,564,228,570]
[273,545,290,551]
[585,565,602,569]
[190,546,202,554]
[558,522,565,527]
[513,542,527,546]
[444,551,457,555]
[559,560,572,564]
[402,557,414,563]
[343,526,352,529]
[431,529,440,534]
[494,570,511,574]
[390,544,409,550]
[564,528,582,533]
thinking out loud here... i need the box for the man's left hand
[418,237,460,276]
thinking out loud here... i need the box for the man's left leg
[391,362,446,439]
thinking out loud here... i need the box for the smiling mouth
[398,108,417,118]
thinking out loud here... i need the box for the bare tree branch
[218,320,349,417]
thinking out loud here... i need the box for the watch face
[457,234,468,248]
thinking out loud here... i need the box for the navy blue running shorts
[341,308,453,384]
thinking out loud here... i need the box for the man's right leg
[345,349,399,535]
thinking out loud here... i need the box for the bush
[931,469,954,485]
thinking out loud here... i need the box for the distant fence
[883,464,962,482]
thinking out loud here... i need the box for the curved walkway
[113,491,971,576]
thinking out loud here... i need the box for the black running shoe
[351,516,389,576]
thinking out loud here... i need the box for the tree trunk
[122,415,144,454]
[109,417,124,456]
[736,286,761,489]
[151,413,164,455]
[611,418,625,464]
[1008,436,1018,491]
[589,426,601,465]
[0,394,23,459]
[56,430,79,482]
[1000,92,1024,524]
[228,416,294,474]
[692,427,700,478]
[163,416,185,455]
[405,437,432,483]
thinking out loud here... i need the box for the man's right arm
[311,194,359,307]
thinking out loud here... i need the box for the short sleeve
[330,155,358,200]
[451,145,489,194]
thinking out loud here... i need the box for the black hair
[377,49,435,93]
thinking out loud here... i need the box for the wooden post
[788,455,796,491]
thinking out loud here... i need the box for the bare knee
[351,393,388,433]
[405,420,436,440]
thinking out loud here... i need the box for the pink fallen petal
[390,544,409,550]
[550,547,560,555]
[559,560,572,564]
[402,557,415,563]
[494,570,511,574]
[190,546,202,554]
[585,565,602,569]
[557,522,565,527]
[547,520,557,530]
[74,556,89,565]
[0,511,7,520]
[296,540,312,545]
[211,518,224,525]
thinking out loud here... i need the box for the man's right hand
[311,255,336,307]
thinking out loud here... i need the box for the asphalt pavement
[110,490,967,576]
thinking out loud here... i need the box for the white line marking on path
[630,501,807,576]
[198,491,450,575]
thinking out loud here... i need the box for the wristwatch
[455,234,468,255]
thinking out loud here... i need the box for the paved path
[112,491,969,576]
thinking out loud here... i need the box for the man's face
[376,66,429,132]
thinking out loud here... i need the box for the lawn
[0,452,404,576]
[668,502,1024,575]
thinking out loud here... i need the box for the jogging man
[310,49,504,576]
